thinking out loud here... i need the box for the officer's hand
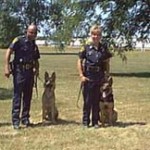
[80,75,89,82]
[4,67,11,78]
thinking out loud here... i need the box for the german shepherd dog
[42,71,58,124]
[99,75,117,127]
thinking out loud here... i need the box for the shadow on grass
[114,121,146,128]
[111,72,150,78]
[69,72,150,78]
[0,88,13,100]
[40,52,78,56]
[57,118,80,125]
[0,119,80,128]
[0,122,11,127]
[26,120,147,129]
[30,118,80,128]
[0,120,146,129]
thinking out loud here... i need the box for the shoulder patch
[12,37,19,44]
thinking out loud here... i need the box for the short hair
[90,24,102,35]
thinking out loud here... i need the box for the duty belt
[15,63,33,70]
[86,66,101,72]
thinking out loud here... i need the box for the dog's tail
[76,83,83,109]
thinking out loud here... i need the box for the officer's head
[89,24,102,44]
[26,24,37,41]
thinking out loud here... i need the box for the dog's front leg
[42,109,46,122]
[51,106,56,124]
[101,110,105,127]
[108,108,113,126]
[100,102,105,127]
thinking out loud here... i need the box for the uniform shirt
[9,35,40,64]
[79,42,112,81]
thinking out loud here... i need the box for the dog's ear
[51,72,56,80]
[44,71,49,81]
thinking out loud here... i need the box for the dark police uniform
[79,42,112,126]
[9,35,40,126]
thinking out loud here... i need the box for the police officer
[4,24,40,129]
[77,24,112,128]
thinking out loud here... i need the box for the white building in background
[114,37,150,51]
[36,38,150,51]
[70,38,82,47]
[36,40,46,46]
[36,40,60,46]
[134,40,150,51]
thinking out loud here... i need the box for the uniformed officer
[77,24,112,128]
[4,24,40,129]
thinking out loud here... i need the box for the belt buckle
[26,64,30,70]
[22,64,25,70]
[91,66,99,72]
[87,66,100,72]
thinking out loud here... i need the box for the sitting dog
[99,75,117,127]
[42,71,58,124]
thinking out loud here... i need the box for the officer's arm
[4,48,13,78]
[77,59,84,78]
[103,59,110,75]
[33,60,40,76]
[77,58,89,82]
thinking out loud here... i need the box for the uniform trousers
[82,81,101,126]
[12,67,34,126]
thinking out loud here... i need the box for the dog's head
[100,75,113,99]
[44,71,56,90]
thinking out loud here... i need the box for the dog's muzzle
[102,91,107,98]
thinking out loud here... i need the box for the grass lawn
[0,47,150,150]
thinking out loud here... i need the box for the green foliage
[0,0,149,51]
[15,0,50,28]
[75,0,150,59]
[79,0,150,43]
[79,1,149,36]
[47,0,85,44]
[0,0,85,47]
[0,7,21,48]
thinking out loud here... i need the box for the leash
[34,74,38,98]
[33,74,44,98]
[76,79,95,108]
[76,82,83,108]
[37,75,44,83]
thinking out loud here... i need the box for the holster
[9,61,14,74]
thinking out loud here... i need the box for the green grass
[0,47,150,150]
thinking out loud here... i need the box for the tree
[40,0,86,52]
[48,0,85,44]
[0,0,149,53]
[0,0,53,48]
[73,0,150,60]
[0,0,84,48]
[0,1,21,48]
[76,0,150,47]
